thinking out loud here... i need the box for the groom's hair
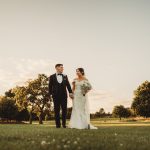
[55,64,63,68]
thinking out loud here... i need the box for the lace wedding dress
[69,79,98,129]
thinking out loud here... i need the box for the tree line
[0,74,150,123]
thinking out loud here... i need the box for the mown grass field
[0,119,150,150]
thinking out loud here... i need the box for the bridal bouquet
[81,80,92,96]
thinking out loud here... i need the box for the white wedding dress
[69,79,98,129]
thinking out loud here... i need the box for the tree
[13,86,28,110]
[2,88,29,123]
[5,89,15,98]
[13,74,52,124]
[15,109,29,122]
[0,97,18,122]
[26,74,52,124]
[13,86,33,123]
[112,105,129,120]
[131,81,150,118]
[99,108,105,117]
[123,108,132,118]
[94,108,105,118]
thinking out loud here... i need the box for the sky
[0,0,150,113]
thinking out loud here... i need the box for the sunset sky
[0,0,150,112]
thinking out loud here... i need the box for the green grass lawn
[0,120,150,150]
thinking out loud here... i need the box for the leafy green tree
[112,105,129,120]
[2,88,29,122]
[26,74,52,124]
[124,108,132,118]
[13,86,28,110]
[5,89,15,98]
[99,108,105,117]
[0,97,18,122]
[15,109,29,122]
[13,86,33,123]
[131,81,150,118]
[94,108,105,118]
[13,74,52,124]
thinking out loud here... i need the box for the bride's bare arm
[72,81,75,92]
[72,78,77,93]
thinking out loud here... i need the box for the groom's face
[56,65,64,73]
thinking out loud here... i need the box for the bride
[69,68,98,129]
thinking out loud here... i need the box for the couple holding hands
[49,64,97,129]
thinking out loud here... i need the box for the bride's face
[76,69,82,77]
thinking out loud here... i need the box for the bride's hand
[69,93,74,99]
[83,90,90,96]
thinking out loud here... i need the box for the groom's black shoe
[63,125,67,128]
[56,126,61,128]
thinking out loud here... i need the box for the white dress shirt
[56,73,63,83]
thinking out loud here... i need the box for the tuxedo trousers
[53,97,67,127]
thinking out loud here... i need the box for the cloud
[0,57,56,94]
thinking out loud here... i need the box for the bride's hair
[77,68,85,76]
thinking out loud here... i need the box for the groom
[49,64,73,128]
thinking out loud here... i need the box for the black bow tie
[58,74,63,76]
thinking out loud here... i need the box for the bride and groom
[49,64,97,129]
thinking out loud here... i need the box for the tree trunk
[29,111,33,124]
[39,111,43,124]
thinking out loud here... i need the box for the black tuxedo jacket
[48,74,72,99]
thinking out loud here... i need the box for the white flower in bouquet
[81,80,92,96]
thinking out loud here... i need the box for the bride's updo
[76,68,85,76]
